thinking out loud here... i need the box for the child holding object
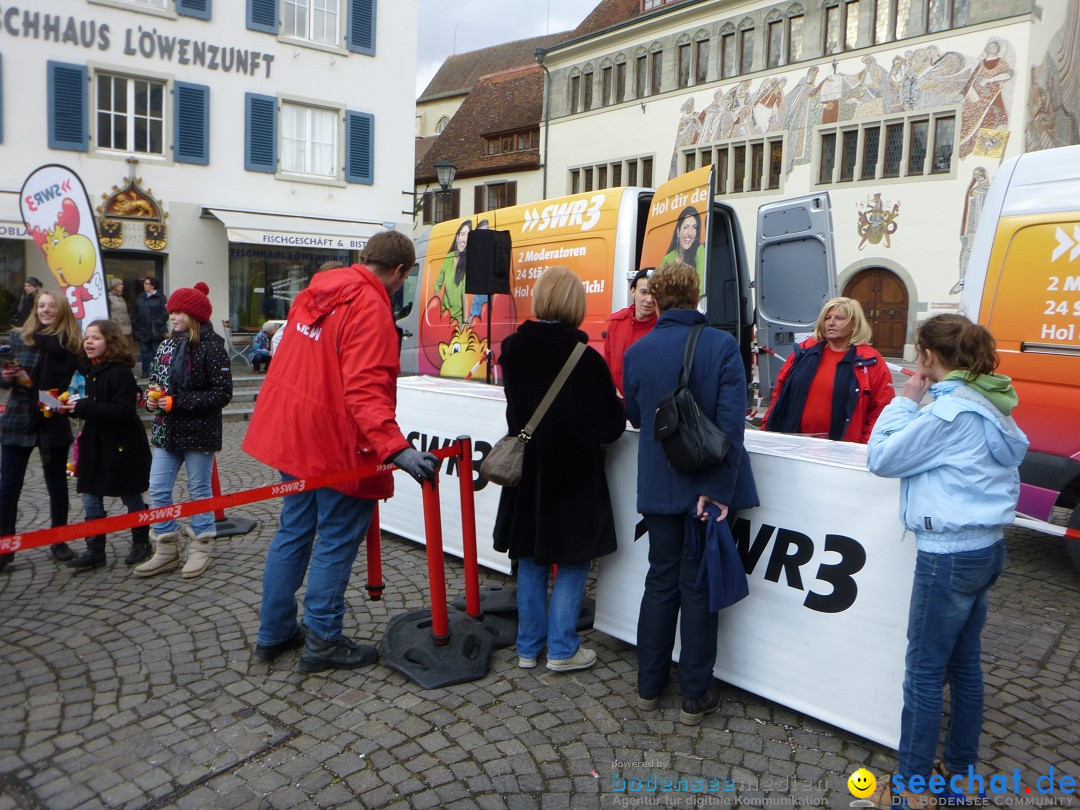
[60,320,152,571]
[867,314,1028,808]
[136,282,232,580]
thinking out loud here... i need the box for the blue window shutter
[345,110,373,185]
[177,0,212,20]
[347,0,376,55]
[245,93,277,173]
[174,82,209,165]
[247,0,277,34]
[47,61,87,152]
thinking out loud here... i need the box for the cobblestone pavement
[1,421,1078,809]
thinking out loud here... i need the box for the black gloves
[390,447,439,485]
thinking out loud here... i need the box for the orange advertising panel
[417,190,625,377]
[639,165,714,290]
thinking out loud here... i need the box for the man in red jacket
[603,268,657,395]
[244,230,437,673]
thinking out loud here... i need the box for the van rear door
[754,194,837,402]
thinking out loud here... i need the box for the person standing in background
[107,276,132,337]
[10,277,42,328]
[131,277,167,378]
[603,268,657,396]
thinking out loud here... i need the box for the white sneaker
[546,647,597,672]
[518,656,537,669]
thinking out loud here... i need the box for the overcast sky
[416,0,595,96]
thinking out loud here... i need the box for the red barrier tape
[0,444,462,555]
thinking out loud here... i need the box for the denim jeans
[515,558,590,660]
[257,476,375,645]
[82,492,147,521]
[148,447,215,536]
[637,513,719,701]
[898,543,1006,785]
[0,444,69,535]
[139,339,161,376]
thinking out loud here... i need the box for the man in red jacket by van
[244,230,437,673]
[604,268,657,395]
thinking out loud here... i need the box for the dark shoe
[254,624,307,662]
[125,526,152,566]
[0,552,12,573]
[298,633,378,673]
[67,537,107,573]
[679,681,724,726]
[50,542,75,563]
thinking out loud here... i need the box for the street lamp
[433,160,457,222]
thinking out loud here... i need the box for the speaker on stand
[465,229,511,384]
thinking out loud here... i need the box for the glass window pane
[642,158,653,188]
[928,0,949,32]
[883,123,904,176]
[739,28,754,74]
[896,0,915,37]
[931,116,955,173]
[717,148,729,193]
[733,145,746,191]
[751,142,764,189]
[721,33,735,79]
[598,165,608,188]
[685,152,696,172]
[651,51,663,95]
[134,81,148,117]
[98,77,111,110]
[616,62,626,102]
[825,5,841,54]
[134,117,148,153]
[571,170,580,195]
[628,161,638,186]
[583,72,593,111]
[570,76,580,114]
[97,113,111,148]
[845,0,860,50]
[861,126,880,179]
[636,57,647,98]
[678,43,691,87]
[695,39,709,84]
[601,67,612,105]
[767,21,783,68]
[819,132,836,183]
[150,120,163,155]
[839,129,858,181]
[584,167,593,192]
[114,115,127,150]
[788,16,804,62]
[700,149,712,167]
[612,163,622,186]
[768,141,783,189]
[874,0,894,43]
[908,119,928,174]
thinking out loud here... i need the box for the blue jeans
[83,492,147,522]
[0,444,69,535]
[898,543,1006,785]
[148,447,215,536]
[257,476,375,645]
[515,558,590,660]
[140,339,161,376]
[637,513,718,701]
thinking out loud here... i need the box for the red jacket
[603,306,657,394]
[761,338,894,443]
[243,265,410,499]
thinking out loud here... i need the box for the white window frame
[283,0,342,48]
[280,102,340,180]
[94,72,167,159]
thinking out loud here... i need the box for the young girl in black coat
[61,320,153,571]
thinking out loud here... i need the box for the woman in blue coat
[622,261,758,725]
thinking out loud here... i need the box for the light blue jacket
[867,380,1029,553]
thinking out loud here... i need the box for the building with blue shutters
[0,0,415,331]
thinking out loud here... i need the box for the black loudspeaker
[465,229,511,295]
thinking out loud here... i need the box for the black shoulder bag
[653,322,731,473]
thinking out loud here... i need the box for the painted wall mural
[667,38,1017,179]
[1025,0,1080,152]
[954,165,990,294]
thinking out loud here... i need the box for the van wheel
[1066,507,1080,573]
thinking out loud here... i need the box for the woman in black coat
[62,320,152,570]
[493,266,625,673]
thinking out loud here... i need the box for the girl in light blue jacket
[866,314,1028,808]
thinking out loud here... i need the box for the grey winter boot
[181,529,215,579]
[133,530,181,577]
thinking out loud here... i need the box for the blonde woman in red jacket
[762,297,893,443]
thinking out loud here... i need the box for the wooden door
[843,268,908,356]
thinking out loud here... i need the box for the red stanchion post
[455,436,481,619]
[420,475,451,646]
[365,502,383,601]
[210,459,227,521]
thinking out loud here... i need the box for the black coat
[149,330,232,452]
[132,292,167,342]
[72,362,151,496]
[493,320,626,565]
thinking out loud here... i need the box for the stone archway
[843,267,909,357]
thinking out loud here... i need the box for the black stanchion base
[214,517,258,538]
[450,588,595,632]
[451,607,517,650]
[380,609,494,689]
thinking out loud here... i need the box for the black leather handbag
[654,323,731,473]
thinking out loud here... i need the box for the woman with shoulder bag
[493,266,626,673]
[0,290,82,571]
[622,262,759,725]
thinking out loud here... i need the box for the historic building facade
[0,0,415,331]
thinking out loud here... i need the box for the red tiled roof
[416,66,544,183]
[415,135,438,165]
[571,0,642,38]
[418,33,567,101]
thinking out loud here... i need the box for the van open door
[754,194,837,404]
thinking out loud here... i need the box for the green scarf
[944,370,1018,416]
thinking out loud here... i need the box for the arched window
[737,17,755,75]
[634,47,649,99]
[614,53,628,103]
[765,9,784,68]
[568,68,581,115]
[649,41,664,95]
[693,30,710,84]
[787,4,806,62]
[719,22,736,79]
[676,34,692,88]
[435,116,449,134]
[824,0,860,55]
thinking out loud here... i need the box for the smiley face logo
[848,768,876,798]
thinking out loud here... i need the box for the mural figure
[1024,0,1080,152]
[958,41,1014,158]
[953,166,990,294]
[784,66,823,172]
[438,323,490,379]
[700,88,734,143]
[433,219,472,324]
[856,194,900,251]
[668,98,704,179]
[754,77,787,133]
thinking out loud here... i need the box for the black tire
[1066,506,1080,573]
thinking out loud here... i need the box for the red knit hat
[167,282,212,324]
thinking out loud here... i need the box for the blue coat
[623,309,758,515]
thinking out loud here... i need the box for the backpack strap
[680,322,707,387]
